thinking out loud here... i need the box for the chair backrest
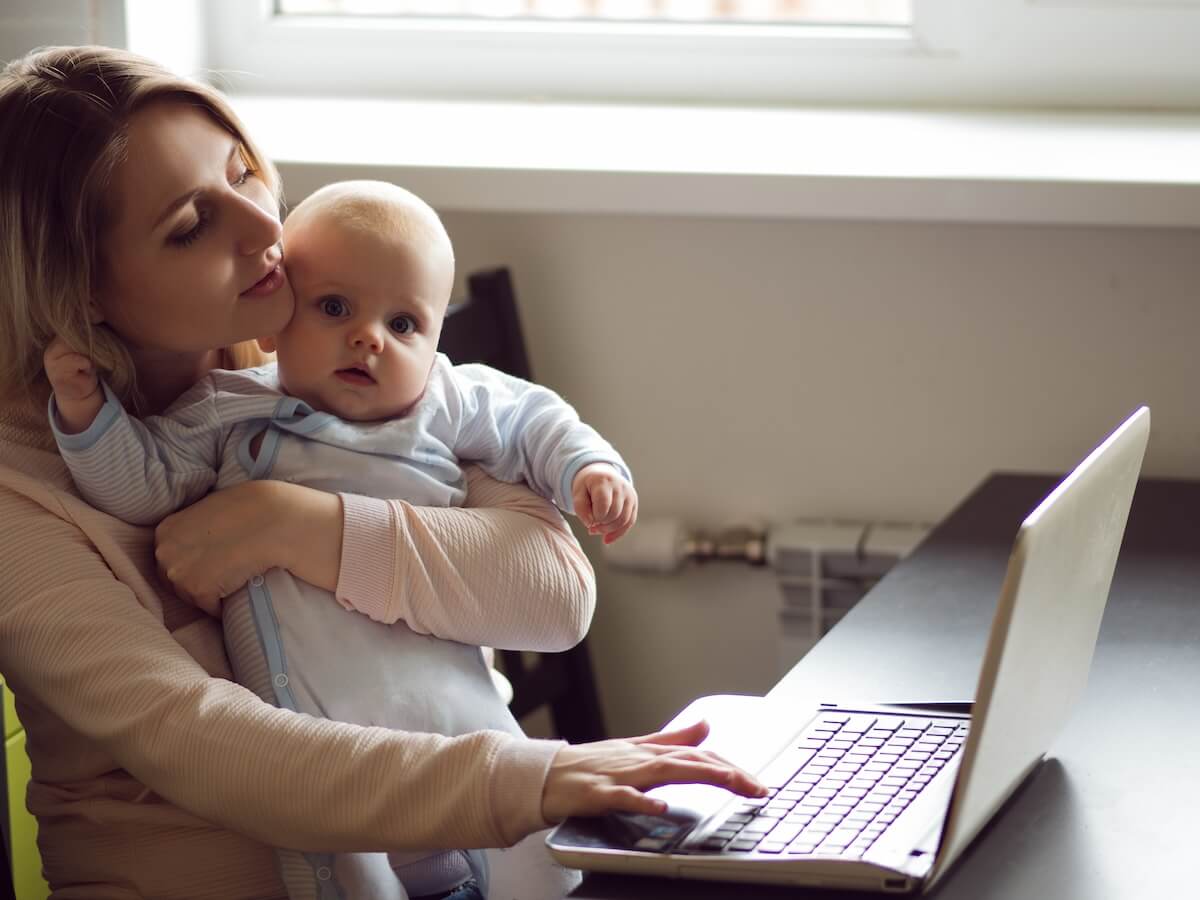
[439,267,607,742]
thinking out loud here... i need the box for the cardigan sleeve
[0,484,560,852]
[335,465,597,651]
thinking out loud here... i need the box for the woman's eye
[390,315,416,335]
[320,296,349,317]
[169,208,210,247]
[231,166,252,187]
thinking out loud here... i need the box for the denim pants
[414,879,483,900]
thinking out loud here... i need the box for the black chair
[440,267,607,743]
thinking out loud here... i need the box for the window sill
[230,96,1200,228]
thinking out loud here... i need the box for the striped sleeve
[50,379,225,525]
[449,363,632,514]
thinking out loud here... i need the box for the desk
[573,474,1199,899]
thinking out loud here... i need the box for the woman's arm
[334,466,595,650]
[0,485,553,851]
[0,486,763,853]
[154,466,596,651]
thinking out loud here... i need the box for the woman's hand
[154,480,342,615]
[541,719,767,822]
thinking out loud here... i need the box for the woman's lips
[241,265,285,297]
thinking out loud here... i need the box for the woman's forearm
[335,466,597,650]
[272,482,342,592]
[0,486,556,853]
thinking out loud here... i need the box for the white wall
[0,0,130,62]
[433,210,1200,736]
[0,0,90,61]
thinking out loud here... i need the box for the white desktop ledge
[231,96,1200,228]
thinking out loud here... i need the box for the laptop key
[769,824,803,843]
[727,839,760,852]
[843,714,878,730]
[739,823,774,838]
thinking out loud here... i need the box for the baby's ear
[257,336,277,353]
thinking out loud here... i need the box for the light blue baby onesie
[50,355,630,900]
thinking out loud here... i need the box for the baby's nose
[350,325,384,351]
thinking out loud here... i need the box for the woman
[0,45,763,898]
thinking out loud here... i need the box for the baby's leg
[223,585,407,900]
[484,830,582,900]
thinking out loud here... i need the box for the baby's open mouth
[335,365,376,386]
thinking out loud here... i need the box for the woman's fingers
[602,784,669,817]
[541,725,766,822]
[630,718,711,748]
[632,747,765,795]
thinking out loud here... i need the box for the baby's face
[269,215,453,421]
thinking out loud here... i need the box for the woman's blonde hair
[0,45,275,408]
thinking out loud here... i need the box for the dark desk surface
[573,474,1199,899]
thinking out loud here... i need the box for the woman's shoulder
[0,437,77,501]
[0,441,120,536]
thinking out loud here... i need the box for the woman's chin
[239,290,295,340]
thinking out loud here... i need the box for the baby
[44,180,637,900]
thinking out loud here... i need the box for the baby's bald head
[284,180,454,269]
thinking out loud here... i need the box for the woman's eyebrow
[151,142,240,231]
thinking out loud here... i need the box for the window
[275,0,913,27]
[199,0,1200,108]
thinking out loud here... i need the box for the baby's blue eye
[390,315,416,335]
[320,296,349,317]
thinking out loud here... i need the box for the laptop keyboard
[693,713,968,860]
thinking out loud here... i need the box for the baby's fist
[572,463,638,545]
[43,336,100,402]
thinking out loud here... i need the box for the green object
[1,681,49,900]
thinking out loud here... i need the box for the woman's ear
[87,298,105,324]
[257,336,277,353]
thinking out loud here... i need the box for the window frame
[195,0,1200,108]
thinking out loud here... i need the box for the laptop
[547,406,1150,894]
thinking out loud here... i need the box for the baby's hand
[572,463,638,545]
[43,336,104,433]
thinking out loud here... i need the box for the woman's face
[95,101,294,356]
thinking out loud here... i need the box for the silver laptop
[547,406,1150,894]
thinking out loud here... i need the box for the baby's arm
[451,362,637,540]
[43,337,104,434]
[44,341,221,526]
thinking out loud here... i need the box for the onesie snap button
[274,673,289,688]
[250,575,265,587]
[316,866,332,881]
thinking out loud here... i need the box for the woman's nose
[235,194,283,257]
